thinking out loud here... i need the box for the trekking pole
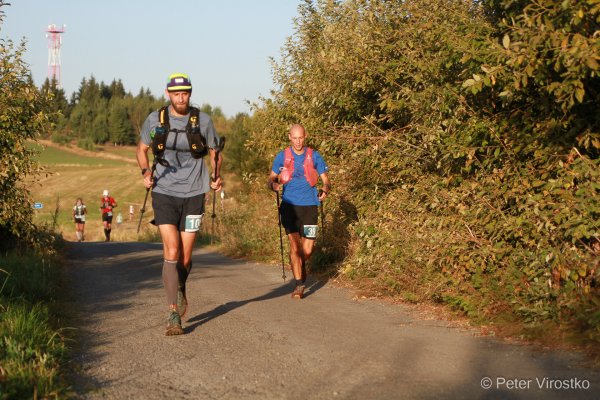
[276,190,286,281]
[137,161,156,233]
[318,189,326,239]
[211,137,226,245]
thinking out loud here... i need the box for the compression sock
[107,228,111,241]
[162,259,179,306]
[103,229,108,240]
[76,231,82,241]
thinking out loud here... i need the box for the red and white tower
[45,24,66,86]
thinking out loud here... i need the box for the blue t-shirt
[271,147,328,206]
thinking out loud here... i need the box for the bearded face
[166,90,192,116]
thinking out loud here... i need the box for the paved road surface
[66,242,599,399]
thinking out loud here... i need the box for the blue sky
[1,0,301,117]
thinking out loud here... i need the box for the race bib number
[303,224,318,239]
[79,216,86,222]
[185,214,203,232]
[107,212,112,217]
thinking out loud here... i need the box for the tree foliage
[243,0,600,341]
[54,76,163,146]
[0,2,52,249]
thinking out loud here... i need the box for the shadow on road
[184,277,328,334]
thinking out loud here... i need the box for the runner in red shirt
[100,189,117,242]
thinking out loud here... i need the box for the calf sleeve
[162,259,178,306]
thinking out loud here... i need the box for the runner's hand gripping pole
[137,161,157,233]
[211,137,226,244]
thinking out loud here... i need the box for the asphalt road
[66,241,599,400]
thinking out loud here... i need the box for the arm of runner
[137,141,153,189]
[318,172,331,201]
[208,148,223,191]
[268,171,281,192]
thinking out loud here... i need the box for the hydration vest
[151,106,208,164]
[278,147,319,187]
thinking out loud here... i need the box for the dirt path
[66,241,599,399]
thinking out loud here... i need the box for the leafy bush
[50,132,71,145]
[0,25,53,251]
[238,0,599,345]
[77,137,96,151]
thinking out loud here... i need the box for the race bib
[107,212,112,217]
[303,224,318,239]
[79,216,86,222]
[185,214,203,232]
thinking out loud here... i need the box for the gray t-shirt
[140,106,220,198]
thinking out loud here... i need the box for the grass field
[35,145,128,167]
[29,143,158,242]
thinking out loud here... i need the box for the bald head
[288,124,307,153]
[289,124,306,136]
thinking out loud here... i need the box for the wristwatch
[141,168,148,176]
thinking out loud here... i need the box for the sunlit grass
[0,253,71,399]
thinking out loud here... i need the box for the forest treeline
[42,76,232,149]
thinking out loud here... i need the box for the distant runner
[100,190,117,242]
[267,124,331,299]
[136,72,223,336]
[73,197,87,242]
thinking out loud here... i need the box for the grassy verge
[0,245,72,399]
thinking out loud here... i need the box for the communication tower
[45,24,66,86]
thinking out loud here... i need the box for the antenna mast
[46,24,66,86]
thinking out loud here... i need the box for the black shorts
[280,201,318,239]
[74,217,85,224]
[102,213,113,223]
[152,192,206,232]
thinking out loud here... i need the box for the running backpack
[278,147,319,187]
[151,106,208,162]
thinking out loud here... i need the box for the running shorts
[151,192,206,232]
[102,212,113,223]
[279,201,318,239]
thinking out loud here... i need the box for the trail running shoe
[165,311,183,336]
[291,285,305,299]
[177,287,188,320]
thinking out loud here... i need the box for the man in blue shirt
[268,124,331,298]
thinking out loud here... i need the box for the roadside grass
[0,250,72,399]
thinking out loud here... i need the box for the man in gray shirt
[136,72,223,336]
